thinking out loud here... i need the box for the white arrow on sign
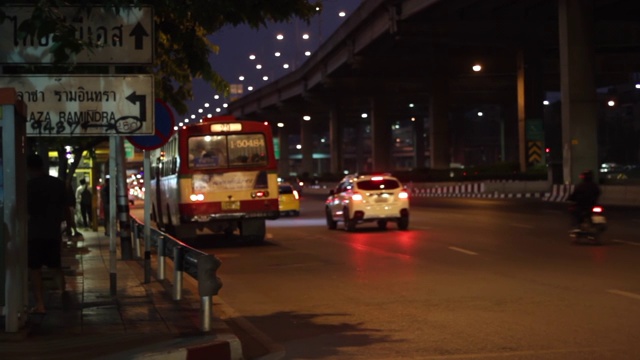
[0,74,155,136]
[0,6,153,64]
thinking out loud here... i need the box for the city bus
[149,115,279,242]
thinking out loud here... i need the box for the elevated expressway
[226,0,640,183]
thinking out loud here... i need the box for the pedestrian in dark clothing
[77,178,93,228]
[101,178,110,236]
[568,170,601,231]
[27,153,67,314]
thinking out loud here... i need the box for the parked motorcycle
[570,205,607,244]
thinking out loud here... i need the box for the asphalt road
[139,196,640,359]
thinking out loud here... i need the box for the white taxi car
[325,174,409,231]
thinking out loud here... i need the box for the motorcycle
[570,205,607,244]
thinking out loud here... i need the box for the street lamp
[472,64,482,72]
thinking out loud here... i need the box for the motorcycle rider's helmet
[580,169,594,181]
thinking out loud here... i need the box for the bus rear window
[228,134,267,166]
[188,135,227,168]
[188,133,267,169]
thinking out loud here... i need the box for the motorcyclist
[567,170,601,232]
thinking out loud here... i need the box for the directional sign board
[0,75,154,136]
[0,6,153,64]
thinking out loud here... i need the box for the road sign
[0,6,153,64]
[528,140,543,165]
[127,99,175,150]
[124,140,135,159]
[0,74,154,136]
[526,119,544,141]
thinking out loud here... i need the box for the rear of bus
[176,117,279,241]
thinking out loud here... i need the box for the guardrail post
[173,246,184,301]
[157,235,165,280]
[132,219,141,258]
[197,255,223,332]
[201,296,211,331]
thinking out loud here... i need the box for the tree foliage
[1,0,322,180]
[0,0,322,114]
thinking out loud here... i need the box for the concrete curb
[129,334,242,360]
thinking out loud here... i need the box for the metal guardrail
[129,216,222,332]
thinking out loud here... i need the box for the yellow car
[278,183,300,216]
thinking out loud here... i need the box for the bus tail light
[252,190,270,198]
[190,193,205,202]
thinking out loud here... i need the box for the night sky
[182,0,362,124]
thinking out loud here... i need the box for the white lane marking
[612,239,640,246]
[351,243,412,260]
[510,223,534,229]
[607,289,640,301]
[448,246,478,256]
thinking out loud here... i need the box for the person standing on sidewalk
[64,180,82,238]
[26,153,67,314]
[76,178,93,229]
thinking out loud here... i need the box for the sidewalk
[0,229,242,360]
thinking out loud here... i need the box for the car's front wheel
[326,208,337,230]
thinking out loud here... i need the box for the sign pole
[108,137,117,296]
[143,150,151,283]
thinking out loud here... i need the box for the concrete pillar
[278,125,291,177]
[300,118,314,177]
[414,116,426,168]
[517,46,546,171]
[370,97,392,172]
[430,49,451,169]
[355,121,366,173]
[559,0,598,184]
[329,105,343,175]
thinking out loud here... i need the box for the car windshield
[356,179,401,191]
[279,185,294,194]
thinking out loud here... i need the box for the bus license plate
[222,201,240,210]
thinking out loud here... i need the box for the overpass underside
[227,0,640,184]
